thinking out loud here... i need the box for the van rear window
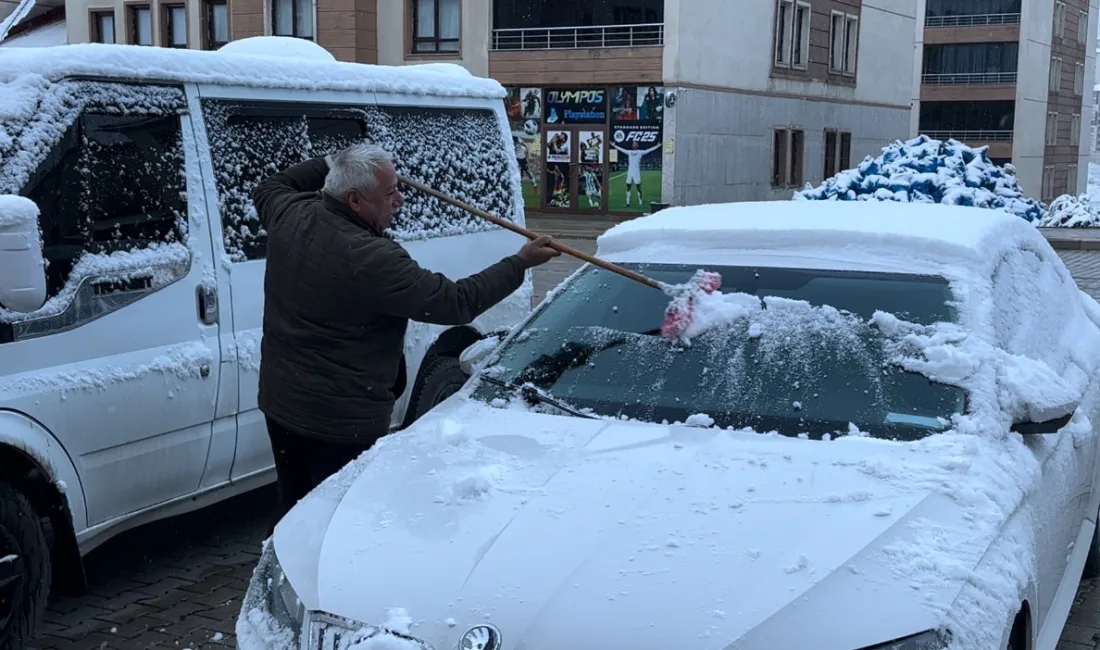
[201,100,519,263]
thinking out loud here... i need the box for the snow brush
[397,175,723,343]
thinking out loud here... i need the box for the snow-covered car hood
[273,397,1021,649]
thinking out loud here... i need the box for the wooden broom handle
[397,174,663,291]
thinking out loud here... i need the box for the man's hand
[517,235,562,268]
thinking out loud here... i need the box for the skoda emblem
[458,623,502,650]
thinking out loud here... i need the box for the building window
[1069,163,1079,193]
[772,128,804,188]
[829,11,858,75]
[1046,111,1058,145]
[163,4,187,47]
[272,0,313,39]
[411,0,460,53]
[1055,1,1066,37]
[1050,57,1062,91]
[1079,9,1089,43]
[91,9,116,43]
[204,0,229,49]
[822,129,853,178]
[128,4,152,45]
[1075,62,1084,95]
[1072,113,1081,144]
[774,0,811,69]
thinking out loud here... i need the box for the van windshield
[473,263,967,441]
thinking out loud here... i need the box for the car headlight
[860,629,950,649]
[239,540,306,648]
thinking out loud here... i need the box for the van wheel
[1083,516,1100,580]
[0,481,50,650]
[403,356,469,427]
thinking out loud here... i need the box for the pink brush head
[660,270,723,341]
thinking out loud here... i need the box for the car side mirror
[459,328,510,375]
[0,195,47,313]
[1011,399,1078,435]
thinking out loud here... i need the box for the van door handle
[197,284,219,325]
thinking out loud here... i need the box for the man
[612,140,661,209]
[252,142,560,522]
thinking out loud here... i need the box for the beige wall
[376,0,489,76]
[66,0,205,47]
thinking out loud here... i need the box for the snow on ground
[795,135,1045,222]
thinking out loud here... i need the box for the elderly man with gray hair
[252,143,559,523]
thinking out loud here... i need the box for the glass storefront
[504,84,665,214]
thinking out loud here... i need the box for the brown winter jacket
[253,156,528,445]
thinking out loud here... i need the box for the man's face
[345,163,404,232]
[632,141,639,150]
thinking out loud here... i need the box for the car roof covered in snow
[596,200,1051,274]
[0,40,504,99]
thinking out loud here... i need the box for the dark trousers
[265,416,370,535]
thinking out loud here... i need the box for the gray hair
[322,143,395,198]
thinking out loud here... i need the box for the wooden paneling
[923,24,1020,44]
[489,47,663,86]
[1044,0,1089,195]
[972,141,1012,159]
[229,0,262,40]
[919,83,1016,102]
[770,0,860,87]
[317,0,376,63]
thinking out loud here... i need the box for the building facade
[913,0,1097,201]
[58,0,916,214]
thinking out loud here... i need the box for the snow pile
[794,135,1045,223]
[1035,193,1100,227]
[218,36,336,62]
[0,43,505,98]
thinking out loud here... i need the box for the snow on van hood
[271,396,1051,649]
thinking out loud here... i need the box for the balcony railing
[491,23,664,50]
[925,13,1021,27]
[922,129,1014,141]
[922,71,1018,84]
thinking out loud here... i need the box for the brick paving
[27,216,1100,648]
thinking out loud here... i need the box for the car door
[193,87,376,482]
[990,244,1096,626]
[0,80,222,529]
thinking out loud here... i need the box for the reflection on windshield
[474,263,968,441]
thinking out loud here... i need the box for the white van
[0,37,532,647]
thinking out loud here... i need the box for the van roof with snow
[0,37,504,99]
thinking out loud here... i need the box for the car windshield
[473,263,968,441]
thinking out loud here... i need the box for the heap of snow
[794,135,1045,223]
[1035,193,1100,227]
[218,36,336,62]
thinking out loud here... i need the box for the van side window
[0,80,189,329]
[201,101,369,262]
[361,106,518,242]
[200,101,519,261]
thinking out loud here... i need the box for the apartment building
[58,0,916,214]
[913,0,1097,201]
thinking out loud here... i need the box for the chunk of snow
[684,413,715,427]
[1036,193,1100,227]
[0,194,36,226]
[794,135,1044,222]
[235,607,295,650]
[219,36,336,62]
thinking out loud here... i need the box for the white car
[238,200,1100,650]
[0,37,532,648]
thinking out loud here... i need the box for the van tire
[1083,516,1100,580]
[403,356,469,427]
[0,481,50,650]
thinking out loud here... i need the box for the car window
[0,80,189,333]
[200,101,518,263]
[990,246,1074,363]
[475,263,967,441]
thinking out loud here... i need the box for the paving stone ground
[27,215,1100,648]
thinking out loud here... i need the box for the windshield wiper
[478,375,597,419]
